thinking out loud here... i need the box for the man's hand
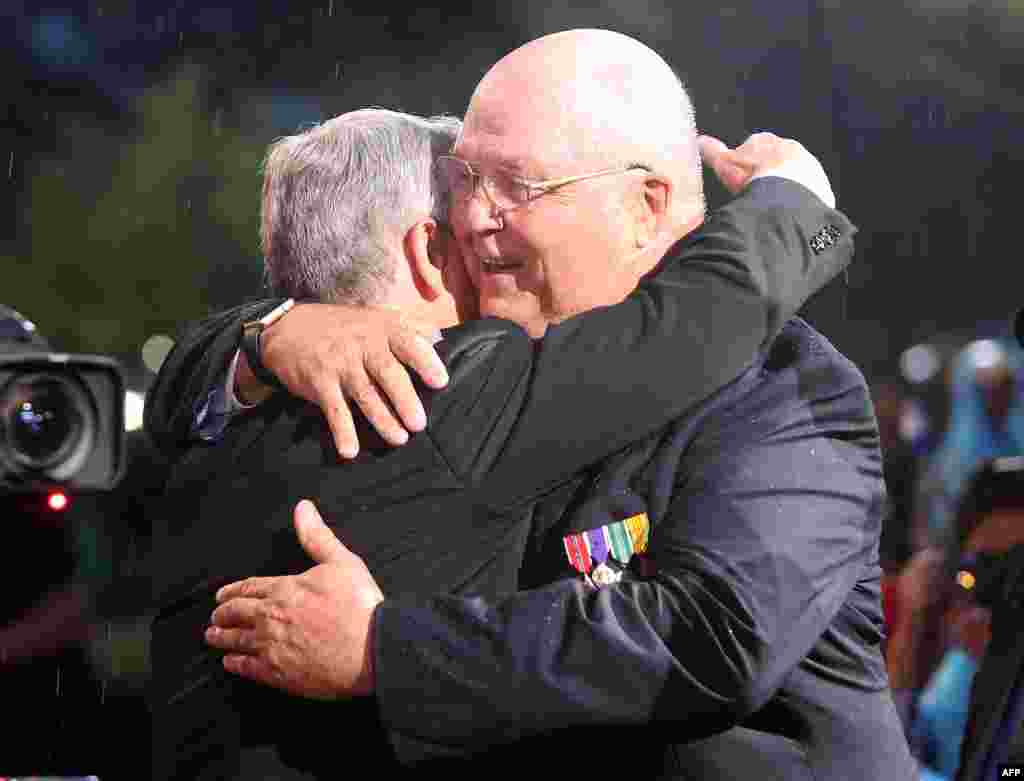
[205,499,384,699]
[699,132,836,209]
[244,303,449,459]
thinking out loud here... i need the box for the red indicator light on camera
[47,491,69,512]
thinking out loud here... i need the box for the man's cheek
[464,256,480,290]
[447,254,480,321]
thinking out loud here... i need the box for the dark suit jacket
[375,318,919,780]
[145,178,859,779]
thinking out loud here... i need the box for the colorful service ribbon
[563,512,649,575]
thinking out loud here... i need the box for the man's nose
[456,188,505,235]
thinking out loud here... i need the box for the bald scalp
[466,29,703,217]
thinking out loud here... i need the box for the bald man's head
[464,29,703,220]
[449,29,705,337]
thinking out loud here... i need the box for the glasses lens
[438,158,525,210]
[485,172,525,209]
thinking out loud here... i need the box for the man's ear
[632,176,672,249]
[403,219,446,302]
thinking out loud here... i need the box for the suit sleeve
[143,299,284,458]
[373,339,885,752]
[144,179,848,477]
[463,177,856,506]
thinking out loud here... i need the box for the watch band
[240,298,295,391]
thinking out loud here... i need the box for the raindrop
[329,0,334,16]
[56,664,61,697]
[8,152,13,180]
[100,622,110,704]
[335,61,342,80]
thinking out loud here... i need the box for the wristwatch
[240,298,295,390]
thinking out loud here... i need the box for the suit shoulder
[764,317,869,395]
[703,317,876,445]
[426,318,535,478]
[436,317,532,375]
[431,317,533,408]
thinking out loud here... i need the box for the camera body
[0,308,128,629]
[1,308,136,777]
[0,351,125,494]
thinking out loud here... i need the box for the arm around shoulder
[482,177,858,508]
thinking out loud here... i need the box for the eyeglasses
[436,155,651,213]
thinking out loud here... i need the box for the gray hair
[261,109,462,305]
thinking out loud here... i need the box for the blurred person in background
[895,458,1024,780]
[887,332,1024,771]
[884,341,1019,691]
[954,456,1024,780]
[914,338,1024,549]
[901,551,990,780]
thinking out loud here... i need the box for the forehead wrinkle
[460,120,575,178]
[464,64,588,174]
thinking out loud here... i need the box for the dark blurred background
[3,0,1023,777]
[4,0,1022,381]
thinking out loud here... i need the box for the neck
[381,290,460,336]
[639,210,704,277]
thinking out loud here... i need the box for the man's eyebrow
[495,157,532,175]
[458,152,533,176]
[506,161,561,184]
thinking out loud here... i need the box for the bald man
[161,30,913,781]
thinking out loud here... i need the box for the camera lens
[1,373,94,472]
[10,379,82,464]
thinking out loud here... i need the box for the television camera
[1,307,125,496]
[2,304,129,776]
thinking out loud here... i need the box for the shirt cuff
[190,350,256,443]
[192,384,231,442]
[750,161,836,210]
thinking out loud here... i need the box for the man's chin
[455,295,480,324]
